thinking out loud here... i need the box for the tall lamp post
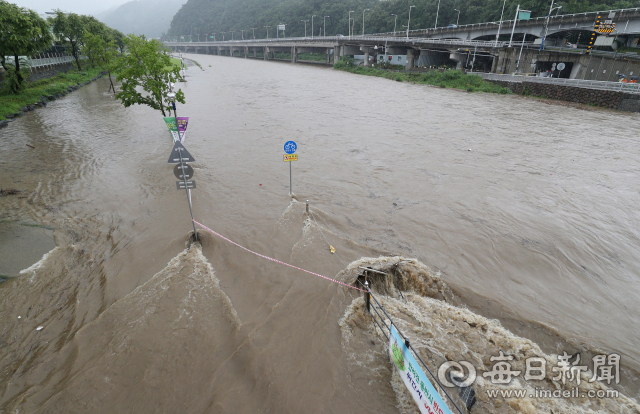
[406,5,415,39]
[251,28,256,39]
[495,0,507,46]
[324,16,329,37]
[264,26,270,38]
[454,8,460,26]
[311,15,316,39]
[348,10,355,38]
[435,0,441,29]
[301,20,309,37]
[362,9,370,36]
[540,1,561,50]
[391,14,397,36]
[241,29,245,40]
[212,33,216,41]
[230,31,235,40]
[221,32,226,41]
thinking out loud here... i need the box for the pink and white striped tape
[193,219,365,292]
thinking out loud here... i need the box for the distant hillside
[168,0,637,39]
[99,0,185,39]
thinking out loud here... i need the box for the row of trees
[0,1,125,93]
[0,1,184,118]
[167,0,636,40]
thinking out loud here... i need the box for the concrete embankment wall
[0,61,76,85]
[487,79,640,112]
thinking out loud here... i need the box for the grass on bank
[334,57,510,94]
[0,67,104,121]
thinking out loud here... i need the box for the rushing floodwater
[1,54,640,413]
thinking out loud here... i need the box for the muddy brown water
[1,54,639,413]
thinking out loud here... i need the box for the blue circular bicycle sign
[284,141,297,154]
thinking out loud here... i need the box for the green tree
[84,31,119,94]
[114,34,185,116]
[49,11,87,70]
[0,1,52,92]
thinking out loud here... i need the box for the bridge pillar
[264,46,270,60]
[253,48,257,58]
[364,50,370,67]
[333,46,341,64]
[291,46,297,63]
[244,47,248,58]
[326,48,331,64]
[405,49,416,71]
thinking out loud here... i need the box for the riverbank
[0,67,105,124]
[333,61,510,94]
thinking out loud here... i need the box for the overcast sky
[12,0,129,16]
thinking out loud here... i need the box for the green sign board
[518,11,531,20]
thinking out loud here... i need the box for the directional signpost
[284,140,297,195]
[168,140,198,240]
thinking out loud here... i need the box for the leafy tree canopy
[0,1,52,86]
[115,34,185,116]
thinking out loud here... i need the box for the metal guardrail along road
[478,72,640,94]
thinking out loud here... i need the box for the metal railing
[356,269,476,414]
[4,54,76,70]
[479,72,640,93]
[166,36,504,48]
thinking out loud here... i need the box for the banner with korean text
[163,117,180,142]
[177,117,189,143]
[390,324,452,414]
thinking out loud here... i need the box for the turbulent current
[1,54,640,413]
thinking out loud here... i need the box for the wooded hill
[99,0,185,39]
[167,0,636,40]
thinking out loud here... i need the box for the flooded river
[1,54,640,413]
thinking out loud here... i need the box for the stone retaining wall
[487,79,640,112]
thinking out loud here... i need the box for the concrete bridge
[167,36,506,71]
[387,7,640,45]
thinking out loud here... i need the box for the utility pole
[264,26,270,38]
[230,31,235,40]
[324,16,329,37]
[251,27,256,39]
[301,20,309,37]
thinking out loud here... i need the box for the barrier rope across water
[192,219,365,292]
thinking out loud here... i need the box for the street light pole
[407,5,415,39]
[454,8,460,26]
[348,11,355,38]
[509,5,520,47]
[264,26,270,38]
[241,29,245,40]
[391,14,397,36]
[221,32,225,41]
[495,0,507,46]
[251,28,256,39]
[230,31,235,40]
[212,33,216,41]
[435,0,441,29]
[362,9,370,36]
[311,15,316,39]
[324,16,329,37]
[540,0,559,51]
[301,20,308,37]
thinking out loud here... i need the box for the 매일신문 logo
[392,341,405,371]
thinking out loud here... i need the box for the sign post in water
[284,141,297,195]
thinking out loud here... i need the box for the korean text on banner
[177,117,189,143]
[163,117,180,143]
[389,324,452,414]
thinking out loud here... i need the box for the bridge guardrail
[478,72,640,94]
[166,37,505,48]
